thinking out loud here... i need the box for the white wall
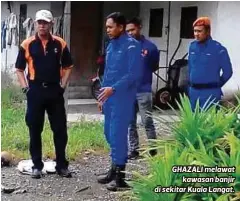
[1,1,51,19]
[169,1,240,95]
[140,1,239,96]
[1,2,19,74]
[1,1,51,74]
[140,1,169,93]
[168,1,218,62]
[102,1,140,52]
[214,1,240,95]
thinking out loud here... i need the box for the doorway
[70,1,103,98]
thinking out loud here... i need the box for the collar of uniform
[118,32,128,41]
[204,36,212,45]
[197,36,212,47]
[112,32,128,45]
[35,33,54,42]
[140,35,145,42]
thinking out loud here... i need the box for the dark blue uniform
[128,35,159,154]
[137,36,159,93]
[102,32,142,165]
[15,34,73,171]
[188,37,232,110]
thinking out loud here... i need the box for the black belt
[29,80,60,88]
[189,82,220,89]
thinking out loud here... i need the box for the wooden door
[70,2,103,98]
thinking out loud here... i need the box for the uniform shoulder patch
[128,45,136,49]
[212,40,222,47]
[212,40,227,53]
[219,49,226,54]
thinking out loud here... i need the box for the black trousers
[25,83,69,171]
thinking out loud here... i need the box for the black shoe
[31,169,43,179]
[95,170,109,176]
[57,168,72,178]
[128,151,139,160]
[149,149,157,157]
[106,165,131,191]
[97,163,116,184]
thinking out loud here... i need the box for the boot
[57,168,72,178]
[149,149,157,157]
[128,150,140,160]
[97,163,116,184]
[106,165,130,191]
[31,169,43,179]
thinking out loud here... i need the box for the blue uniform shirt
[102,32,142,98]
[188,37,233,90]
[138,36,159,93]
[102,33,142,165]
[188,36,233,109]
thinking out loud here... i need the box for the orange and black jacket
[15,34,73,83]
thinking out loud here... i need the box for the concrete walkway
[67,99,179,123]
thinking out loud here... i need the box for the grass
[126,95,240,201]
[1,86,108,160]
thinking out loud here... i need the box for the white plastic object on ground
[17,160,56,175]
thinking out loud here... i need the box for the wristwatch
[22,87,29,94]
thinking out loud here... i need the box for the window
[149,8,164,37]
[19,4,27,45]
[180,6,198,39]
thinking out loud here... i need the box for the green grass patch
[125,95,240,201]
[1,87,108,160]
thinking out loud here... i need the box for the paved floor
[68,99,98,105]
[67,99,179,123]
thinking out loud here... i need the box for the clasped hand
[97,87,114,103]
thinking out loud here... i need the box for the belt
[189,82,220,89]
[29,80,60,88]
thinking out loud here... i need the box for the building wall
[1,1,140,99]
[103,1,139,18]
[1,1,140,83]
[168,1,218,64]
[214,1,240,95]
[50,1,64,17]
[1,1,51,75]
[102,1,140,51]
[140,1,240,96]
[1,2,64,74]
[3,1,239,96]
[139,1,169,93]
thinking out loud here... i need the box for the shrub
[128,95,240,201]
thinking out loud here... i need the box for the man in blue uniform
[97,12,142,191]
[188,17,232,110]
[126,17,159,159]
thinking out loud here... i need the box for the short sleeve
[61,45,73,69]
[15,46,27,71]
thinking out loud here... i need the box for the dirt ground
[1,154,146,201]
[1,124,172,201]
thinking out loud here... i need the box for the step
[66,99,180,123]
[68,86,93,99]
[67,99,99,114]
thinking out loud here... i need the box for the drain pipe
[166,1,171,80]
[7,1,12,13]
